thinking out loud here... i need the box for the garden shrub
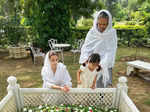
[70,28,88,44]
[23,0,71,51]
[0,16,7,47]
[114,24,147,46]
[114,24,145,30]
[0,16,29,47]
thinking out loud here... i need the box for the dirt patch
[120,56,150,62]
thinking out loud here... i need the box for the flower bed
[0,76,140,112]
[23,104,118,112]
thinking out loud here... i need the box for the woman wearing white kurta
[41,51,72,92]
[79,10,117,88]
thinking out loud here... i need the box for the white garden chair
[30,47,45,64]
[48,39,59,51]
[71,39,84,63]
[48,39,64,62]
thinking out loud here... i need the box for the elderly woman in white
[41,51,72,92]
[79,10,117,88]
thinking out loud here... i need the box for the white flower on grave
[23,108,27,111]
[38,105,42,109]
[79,105,83,107]
[110,110,114,112]
[114,109,117,112]
[28,109,32,112]
[40,110,43,112]
[89,107,92,110]
[50,110,54,112]
[46,106,49,109]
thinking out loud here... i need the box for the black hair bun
[82,63,86,67]
[96,65,101,72]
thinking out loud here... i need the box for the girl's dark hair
[98,11,109,20]
[82,53,101,71]
[88,53,100,63]
[96,65,101,72]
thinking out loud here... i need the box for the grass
[0,47,150,112]
[144,94,150,106]
[144,99,150,106]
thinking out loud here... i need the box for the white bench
[126,60,150,79]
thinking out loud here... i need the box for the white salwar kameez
[41,51,72,88]
[79,10,117,88]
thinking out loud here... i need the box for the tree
[102,0,120,17]
[0,0,27,46]
[68,0,104,25]
[23,0,71,50]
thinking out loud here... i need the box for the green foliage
[129,1,150,45]
[0,16,7,46]
[102,0,119,17]
[128,0,139,11]
[138,2,150,35]
[70,17,92,43]
[0,0,31,47]
[76,17,93,30]
[139,1,150,12]
[82,19,93,27]
[23,0,71,51]
[113,4,129,21]
[69,0,104,22]
[70,29,88,44]
[144,98,150,106]
[114,23,147,46]
[120,0,128,7]
[114,24,145,30]
[1,0,150,48]
[0,15,29,46]
[130,11,145,25]
[114,0,150,47]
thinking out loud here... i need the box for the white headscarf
[79,10,117,87]
[41,51,72,88]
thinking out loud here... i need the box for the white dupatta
[41,51,72,88]
[79,10,117,87]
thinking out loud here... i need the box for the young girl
[77,53,101,89]
[41,50,72,92]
